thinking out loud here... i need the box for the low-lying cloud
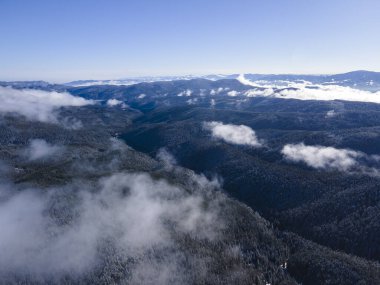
[281,143,380,176]
[0,86,94,123]
[238,74,380,104]
[325,110,337,118]
[277,84,380,103]
[23,139,63,161]
[106,98,123,106]
[281,143,360,171]
[156,147,177,169]
[209,87,226,95]
[177,89,193,97]
[237,74,258,87]
[203,121,263,147]
[0,171,223,283]
[227,90,239,97]
[186,98,198,105]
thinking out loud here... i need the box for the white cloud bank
[0,87,94,123]
[238,74,380,104]
[203,121,263,147]
[277,85,380,103]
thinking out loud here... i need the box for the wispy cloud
[0,171,223,282]
[186,98,198,105]
[209,87,225,95]
[156,148,177,169]
[177,89,193,97]
[0,87,94,123]
[203,121,263,147]
[23,139,63,161]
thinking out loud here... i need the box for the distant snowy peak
[63,71,380,91]
[64,74,238,87]
[64,76,192,87]
[0,81,51,88]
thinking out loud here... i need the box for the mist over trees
[1,77,380,284]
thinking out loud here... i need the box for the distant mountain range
[63,74,235,87]
[1,70,380,93]
[61,70,380,91]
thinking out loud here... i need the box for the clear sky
[1,0,379,82]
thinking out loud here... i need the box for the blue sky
[1,0,379,82]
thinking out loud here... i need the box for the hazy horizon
[2,69,380,85]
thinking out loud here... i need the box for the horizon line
[1,69,379,84]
